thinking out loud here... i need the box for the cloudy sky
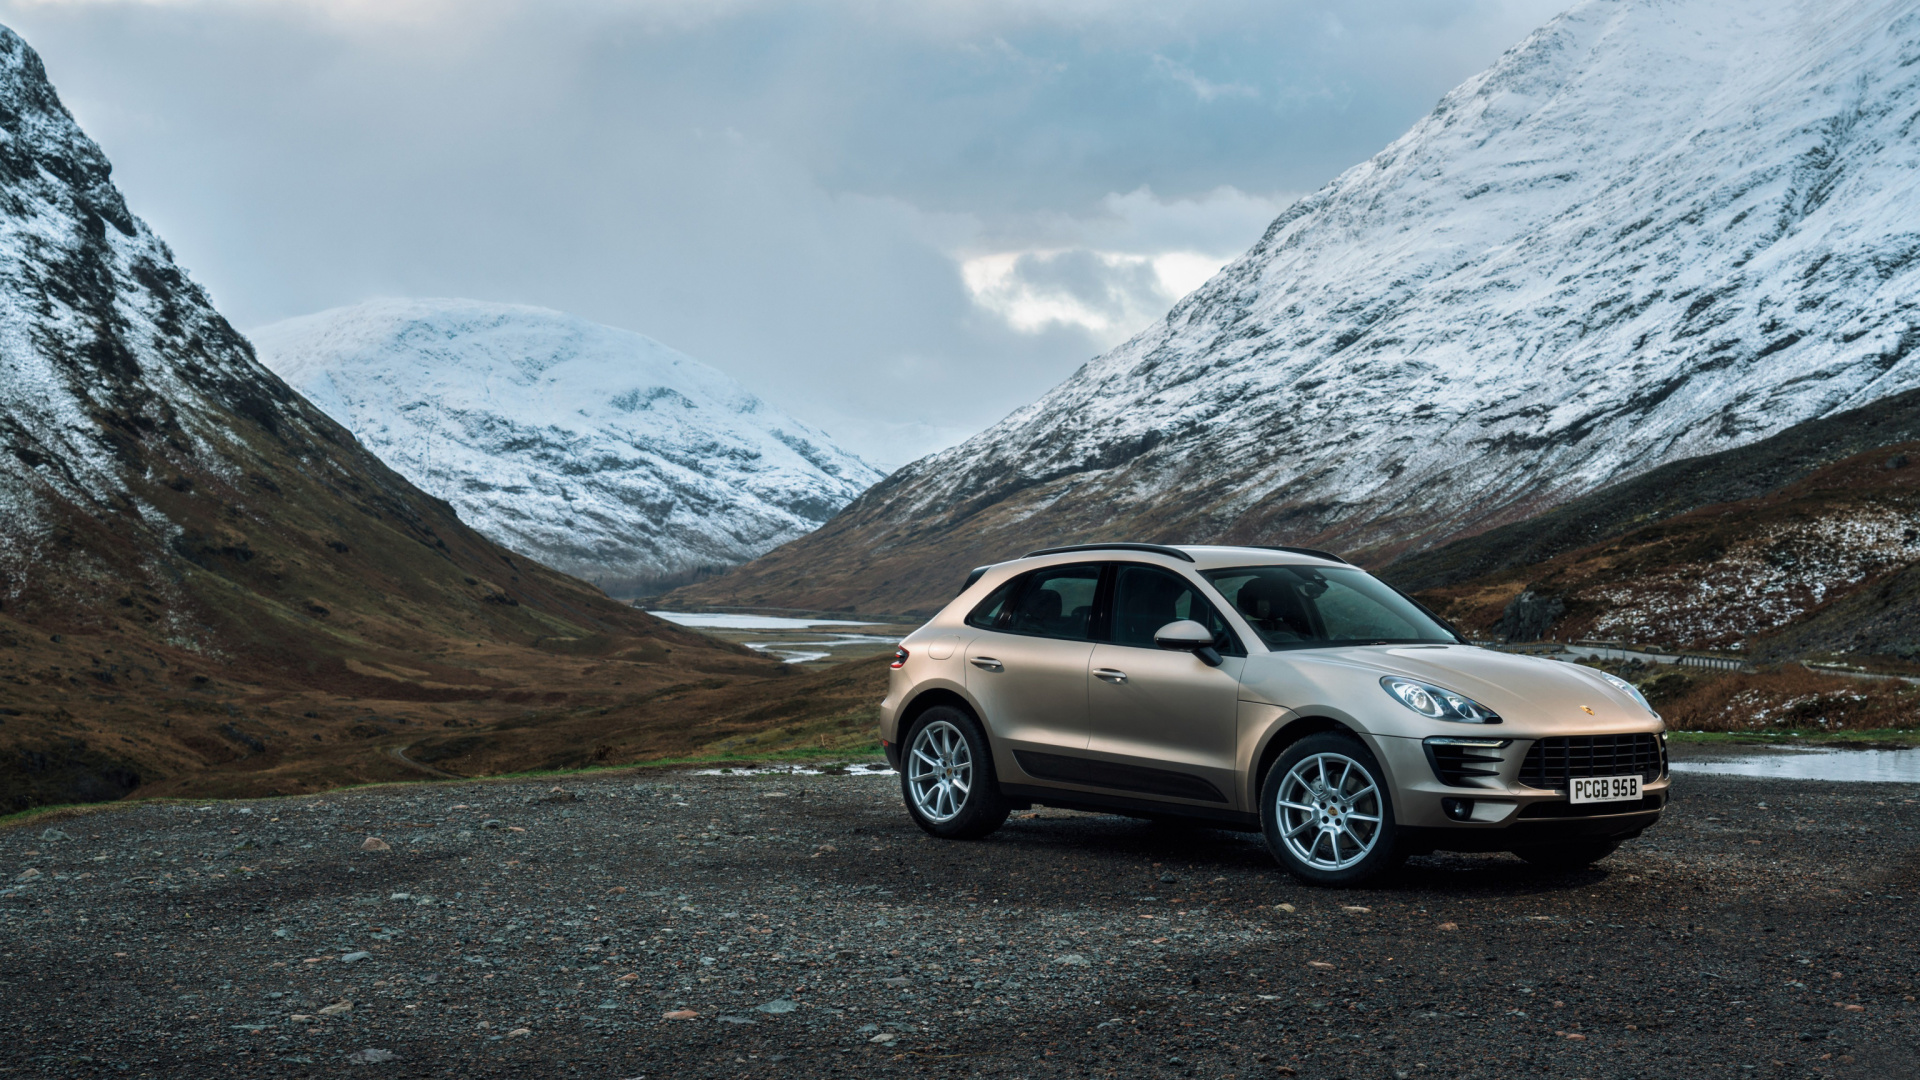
[3,0,1567,468]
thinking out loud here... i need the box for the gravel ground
[3,765,1916,1079]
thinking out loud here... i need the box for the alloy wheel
[907,720,972,823]
[1273,752,1384,871]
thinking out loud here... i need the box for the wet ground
[1670,747,1920,784]
[2,763,1916,1079]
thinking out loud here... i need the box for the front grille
[1423,738,1509,788]
[1519,734,1664,790]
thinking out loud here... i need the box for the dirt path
[384,744,462,780]
[3,769,1915,1078]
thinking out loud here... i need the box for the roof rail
[1256,545,1349,564]
[1021,542,1196,563]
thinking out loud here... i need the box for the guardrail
[1475,641,1918,679]
[1477,639,1755,672]
[1672,653,1747,672]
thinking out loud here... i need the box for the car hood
[1240,644,1657,730]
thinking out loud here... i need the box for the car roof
[1007,543,1350,573]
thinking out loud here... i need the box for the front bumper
[1376,732,1671,833]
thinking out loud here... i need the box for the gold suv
[879,543,1668,885]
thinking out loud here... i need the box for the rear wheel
[1260,732,1405,887]
[900,706,1010,840]
[1513,840,1618,868]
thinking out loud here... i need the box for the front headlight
[1596,670,1657,716]
[1380,676,1502,724]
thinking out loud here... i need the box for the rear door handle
[1093,668,1128,684]
[970,656,1004,672]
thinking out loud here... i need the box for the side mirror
[1154,619,1223,667]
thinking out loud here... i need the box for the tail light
[890,647,909,669]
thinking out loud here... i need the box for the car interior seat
[1235,574,1315,641]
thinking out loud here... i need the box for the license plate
[1568,775,1641,804]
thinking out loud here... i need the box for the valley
[5,0,1920,816]
[0,24,888,812]
[3,1,1919,1076]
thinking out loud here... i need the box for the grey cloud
[0,0,1568,465]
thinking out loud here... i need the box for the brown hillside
[1415,442,1920,660]
[1382,388,1920,594]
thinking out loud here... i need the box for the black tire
[1259,732,1406,887]
[1513,840,1619,869]
[899,705,1010,840]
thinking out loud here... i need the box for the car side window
[968,564,1101,640]
[1109,564,1238,652]
[965,577,1020,630]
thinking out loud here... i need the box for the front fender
[1236,701,1408,813]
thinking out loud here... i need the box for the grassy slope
[1382,388,1920,594]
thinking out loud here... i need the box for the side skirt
[999,783,1261,832]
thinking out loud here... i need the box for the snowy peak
[666,0,1920,616]
[253,299,884,592]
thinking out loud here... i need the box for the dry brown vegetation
[1589,660,1920,733]
[0,599,892,805]
[1417,442,1920,660]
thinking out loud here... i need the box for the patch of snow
[1585,508,1920,647]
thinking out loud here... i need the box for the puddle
[1670,747,1920,783]
[688,762,896,777]
[648,611,879,630]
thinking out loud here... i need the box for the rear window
[966,564,1102,641]
[966,577,1020,629]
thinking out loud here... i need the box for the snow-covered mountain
[252,300,884,591]
[669,0,1920,615]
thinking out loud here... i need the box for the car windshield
[1201,565,1458,650]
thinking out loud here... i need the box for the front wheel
[900,706,1009,840]
[1260,732,1405,887]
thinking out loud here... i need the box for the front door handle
[1093,668,1128,684]
[970,656,1004,672]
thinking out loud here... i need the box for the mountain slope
[1381,387,1920,594]
[1414,439,1920,654]
[0,26,782,809]
[251,299,883,595]
[668,0,1920,617]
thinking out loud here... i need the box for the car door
[1083,563,1245,807]
[962,563,1102,773]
